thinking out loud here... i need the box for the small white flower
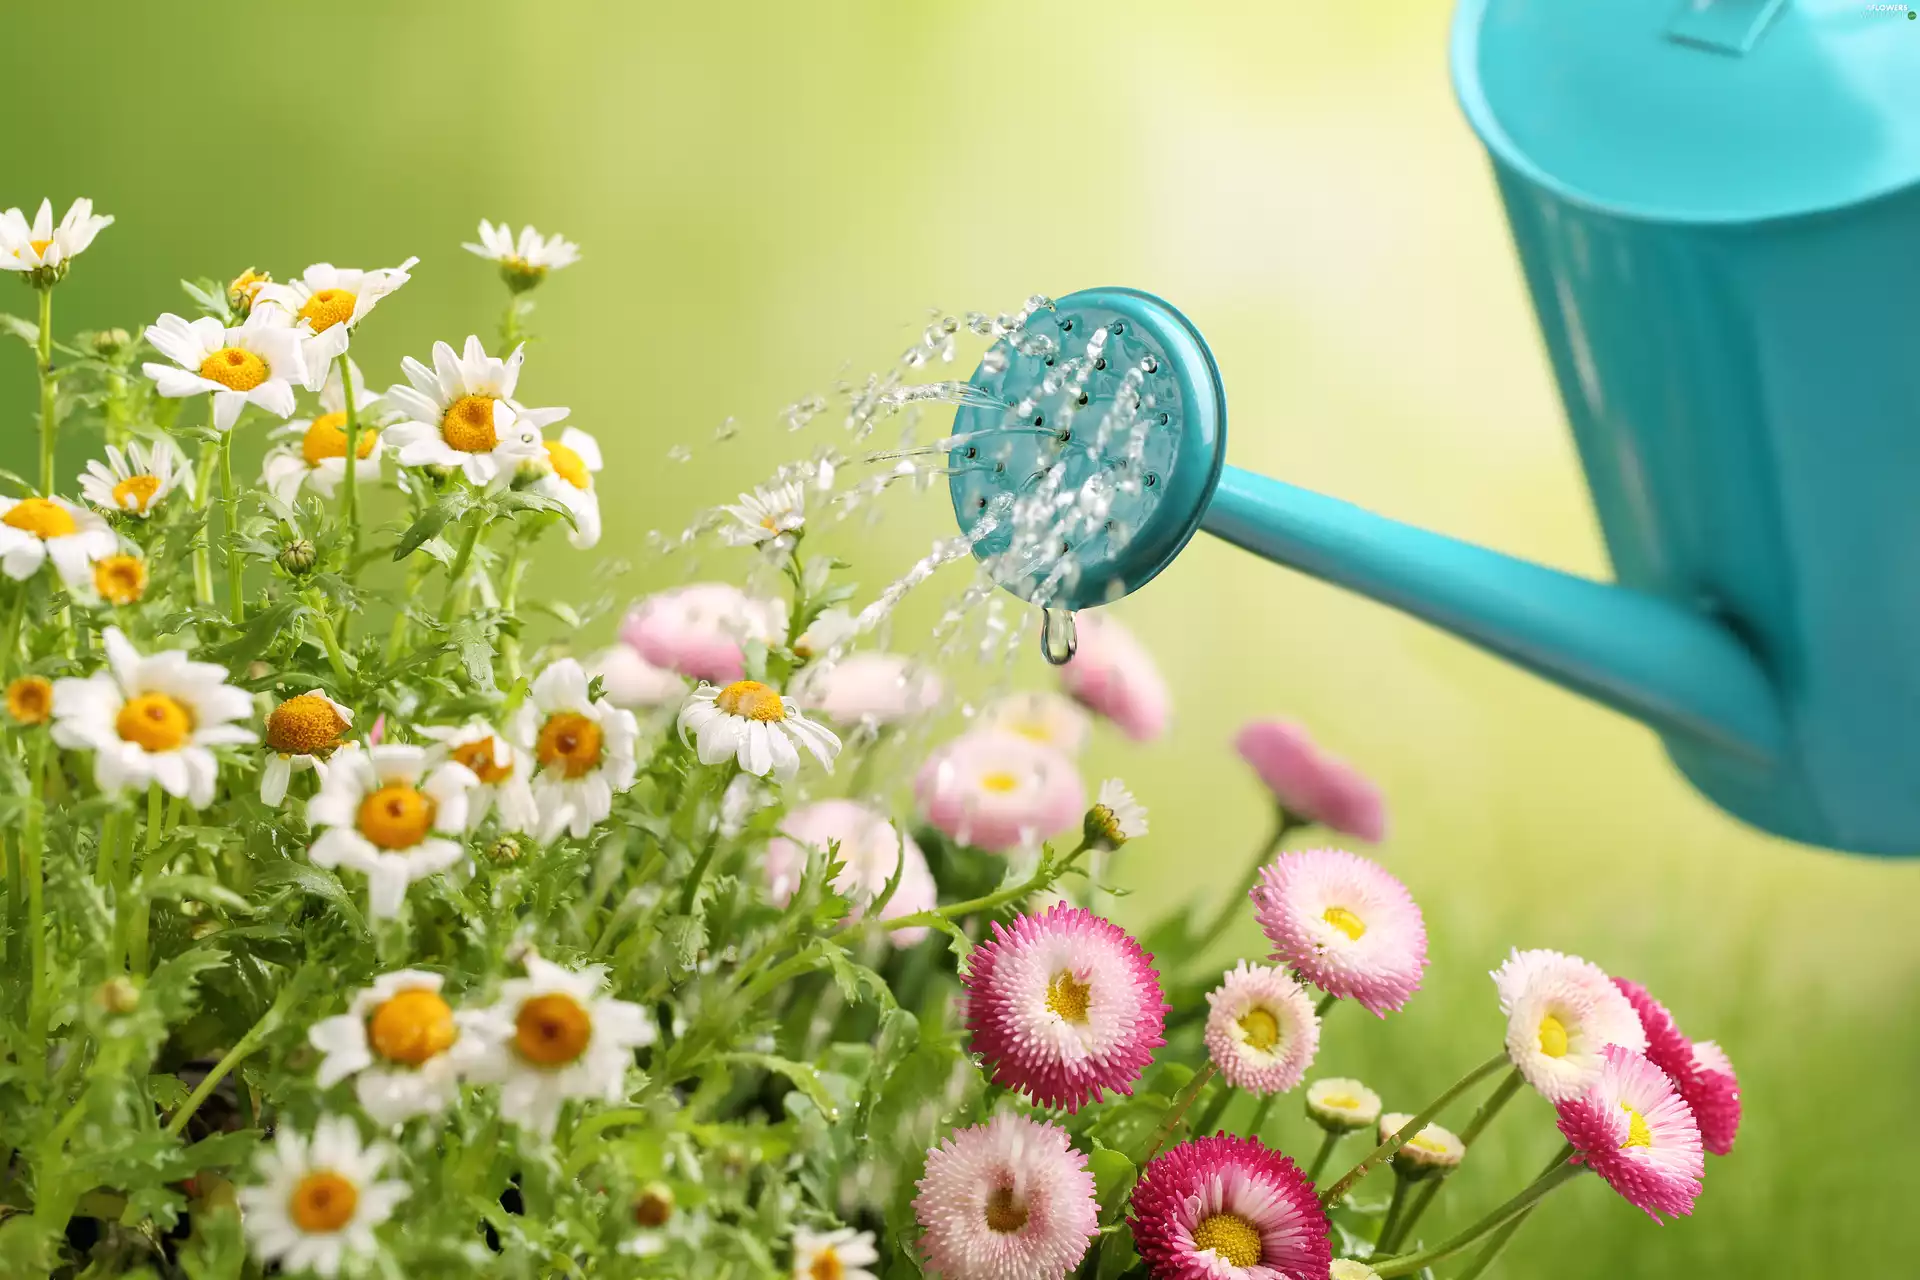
[462,219,581,276]
[418,719,539,835]
[721,481,806,546]
[677,680,841,782]
[308,970,479,1126]
[261,690,354,808]
[0,495,118,587]
[77,439,193,518]
[262,358,390,505]
[142,310,309,432]
[1380,1111,1467,1174]
[1306,1077,1382,1132]
[509,659,640,841]
[50,628,256,806]
[587,643,687,710]
[382,335,557,487]
[529,425,603,548]
[254,258,419,375]
[236,1114,408,1278]
[792,606,857,660]
[306,744,478,919]
[792,1227,879,1280]
[0,197,113,274]
[1087,778,1148,846]
[460,956,652,1137]
[980,690,1093,756]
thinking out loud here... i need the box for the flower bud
[90,327,133,357]
[1306,1077,1382,1133]
[487,836,522,865]
[228,268,271,316]
[95,975,141,1015]
[1380,1112,1466,1181]
[1331,1262,1381,1280]
[277,538,318,576]
[1082,778,1147,852]
[631,1183,674,1228]
[500,260,548,294]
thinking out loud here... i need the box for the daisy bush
[0,199,1742,1280]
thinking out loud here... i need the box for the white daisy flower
[50,628,255,806]
[261,359,389,505]
[721,481,806,546]
[382,335,558,487]
[676,680,841,783]
[509,658,640,841]
[980,690,1093,757]
[460,955,652,1137]
[1085,778,1148,849]
[791,606,857,661]
[308,970,479,1127]
[1380,1111,1467,1177]
[141,310,309,432]
[1306,1077,1383,1132]
[1492,948,1649,1103]
[260,690,354,808]
[792,1227,879,1280]
[0,495,118,588]
[462,219,581,286]
[530,426,603,549]
[236,1114,408,1278]
[254,258,419,374]
[418,719,539,835]
[0,197,113,277]
[77,439,193,518]
[306,744,478,919]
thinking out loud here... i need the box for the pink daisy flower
[1251,849,1426,1015]
[796,651,943,726]
[1555,1045,1704,1223]
[914,729,1086,854]
[763,800,939,946]
[1492,950,1647,1103]
[1058,610,1170,742]
[962,904,1167,1111]
[1233,720,1386,843]
[619,583,786,684]
[913,1113,1098,1280]
[1204,962,1321,1095]
[1687,1040,1742,1157]
[1129,1135,1329,1280]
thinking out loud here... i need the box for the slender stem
[1390,1066,1525,1250]
[881,838,1094,934]
[1,581,28,681]
[1192,1081,1235,1139]
[1376,1174,1413,1254]
[1316,991,1338,1018]
[1189,811,1298,959]
[219,426,243,622]
[1320,1051,1509,1207]
[499,535,525,686]
[1305,1128,1343,1184]
[35,287,55,494]
[1451,1144,1574,1280]
[1142,1061,1217,1167]
[166,995,289,1135]
[192,433,218,606]
[499,295,522,355]
[438,511,485,627]
[2,832,13,979]
[1371,1160,1580,1278]
[309,600,353,685]
[1245,1092,1278,1141]
[337,354,362,569]
[23,738,49,1078]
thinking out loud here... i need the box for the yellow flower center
[1320,1092,1361,1111]
[228,268,270,307]
[28,237,53,257]
[1407,1130,1452,1156]
[297,287,358,332]
[116,693,193,752]
[809,1249,844,1280]
[3,497,77,540]
[546,439,591,490]
[111,474,163,512]
[198,346,269,392]
[366,987,458,1066]
[714,680,786,722]
[978,770,1020,793]
[1191,1212,1262,1268]
[265,694,348,755]
[6,676,54,725]
[355,784,436,849]
[1046,971,1092,1024]
[1238,1006,1281,1051]
[301,411,379,466]
[1322,905,1367,941]
[440,394,500,452]
[93,555,148,605]
[983,1185,1029,1234]
[1538,1014,1570,1059]
[451,735,515,784]
[288,1170,359,1233]
[1621,1102,1653,1150]
[513,992,593,1066]
[1008,719,1054,743]
[535,712,604,779]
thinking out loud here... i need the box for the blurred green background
[6,3,1916,1275]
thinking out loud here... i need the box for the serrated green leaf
[141,874,252,915]
[448,616,496,691]
[253,860,367,933]
[721,1052,839,1121]
[203,597,307,668]
[393,492,467,561]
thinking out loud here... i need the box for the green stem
[1245,1092,1278,1141]
[1451,1145,1575,1280]
[23,738,49,1079]
[1316,991,1338,1018]
[1371,1160,1580,1278]
[192,433,218,606]
[1321,1051,1509,1207]
[1376,1174,1413,1254]
[1390,1066,1525,1251]
[438,510,485,627]
[881,838,1094,934]
[165,995,288,1136]
[35,287,55,494]
[499,295,522,355]
[1188,811,1298,960]
[1305,1127,1343,1184]
[309,598,353,685]
[499,534,526,686]
[219,425,243,622]
[337,354,362,570]
[1192,1081,1235,1139]
[1142,1061,1216,1166]
[0,581,28,681]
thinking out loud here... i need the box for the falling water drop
[1039,606,1077,665]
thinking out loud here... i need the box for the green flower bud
[95,975,141,1015]
[91,327,133,357]
[277,538,318,576]
[1306,1077,1382,1133]
[488,836,522,865]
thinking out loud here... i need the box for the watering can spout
[1199,467,1788,764]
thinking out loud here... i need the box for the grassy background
[6,2,1917,1274]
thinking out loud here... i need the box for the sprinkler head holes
[947,287,1226,612]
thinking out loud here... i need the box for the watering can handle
[1200,466,1788,763]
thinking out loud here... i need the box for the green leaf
[141,874,252,915]
[253,860,368,933]
[202,597,307,668]
[145,947,229,1021]
[448,616,496,691]
[180,278,232,323]
[721,1052,839,1121]
[0,313,39,346]
[393,492,467,561]
[1094,1226,1141,1280]
[1088,1140,1138,1217]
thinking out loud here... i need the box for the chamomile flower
[89,554,148,606]
[0,495,118,588]
[50,628,254,806]
[677,680,841,783]
[1251,848,1428,1016]
[721,481,806,546]
[308,970,477,1127]
[1204,962,1320,1096]
[0,197,113,281]
[1555,1045,1704,1222]
[1379,1112,1466,1179]
[1492,949,1648,1103]
[981,690,1094,756]
[236,1115,408,1277]
[510,658,640,841]
[1085,778,1148,850]
[460,956,653,1136]
[142,310,309,432]
[530,426,603,549]
[1306,1077,1383,1133]
[78,439,193,518]
[419,719,538,834]
[261,359,388,504]
[912,1113,1099,1280]
[791,1228,879,1280]
[254,258,418,371]
[791,606,857,661]
[260,690,353,807]
[6,675,54,726]
[1129,1134,1330,1280]
[462,219,580,289]
[306,745,477,919]
[382,336,558,487]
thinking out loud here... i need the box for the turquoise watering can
[949,0,1920,854]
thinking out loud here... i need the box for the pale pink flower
[763,800,937,945]
[1234,719,1386,842]
[588,643,687,709]
[913,1113,1098,1280]
[1058,611,1169,741]
[619,583,786,684]
[1252,848,1427,1015]
[914,729,1086,854]
[1492,950,1648,1103]
[1203,961,1320,1096]
[796,651,942,727]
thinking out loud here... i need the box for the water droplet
[1039,607,1077,665]
[667,445,693,463]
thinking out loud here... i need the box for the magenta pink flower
[1128,1134,1328,1279]
[1058,611,1169,742]
[619,583,786,684]
[914,729,1086,854]
[762,800,938,946]
[1555,1045,1704,1223]
[913,1113,1098,1280]
[1233,719,1385,843]
[1252,849,1426,1015]
[963,904,1167,1111]
[1614,977,1741,1156]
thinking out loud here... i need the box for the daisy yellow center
[536,712,604,779]
[1191,1212,1262,1267]
[1407,1131,1451,1156]
[983,1185,1028,1234]
[265,694,347,755]
[288,1170,358,1233]
[452,736,515,784]
[441,394,500,452]
[1046,971,1092,1024]
[356,784,436,849]
[366,987,457,1066]
[1238,1006,1281,1051]
[302,412,379,466]
[1537,1014,1570,1059]
[297,287,358,332]
[93,555,148,605]
[198,346,268,392]
[714,680,785,722]
[29,237,53,257]
[1008,719,1053,743]
[1322,905,1367,941]
[513,992,593,1066]
[809,1249,844,1280]
[6,676,53,725]
[979,770,1020,793]
[3,497,76,540]
[1621,1102,1653,1150]
[1321,1092,1361,1111]
[116,693,193,752]
[111,474,163,512]
[546,439,591,490]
